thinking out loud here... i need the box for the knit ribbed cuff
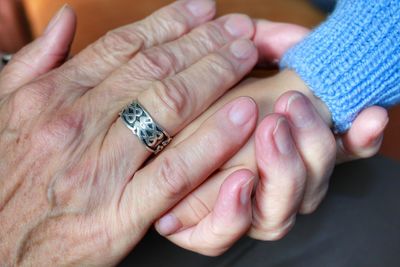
[281,0,400,133]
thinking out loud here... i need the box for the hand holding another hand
[0,1,262,265]
[0,1,389,264]
[155,20,388,255]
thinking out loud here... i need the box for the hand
[154,20,388,254]
[0,1,262,265]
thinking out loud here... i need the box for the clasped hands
[0,1,388,265]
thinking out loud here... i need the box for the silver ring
[120,101,171,154]
[1,54,12,66]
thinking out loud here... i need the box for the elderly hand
[154,20,388,255]
[0,1,262,265]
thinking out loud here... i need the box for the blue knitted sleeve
[280,0,400,133]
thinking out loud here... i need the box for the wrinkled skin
[0,1,263,265]
[0,0,388,264]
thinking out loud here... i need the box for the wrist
[272,70,332,127]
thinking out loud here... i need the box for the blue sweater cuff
[281,0,400,133]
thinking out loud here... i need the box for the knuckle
[151,77,192,119]
[300,187,328,214]
[132,47,177,80]
[300,201,319,215]
[307,134,336,177]
[32,109,84,149]
[251,217,296,241]
[9,79,57,124]
[190,22,227,52]
[156,149,192,200]
[93,29,143,65]
[14,79,56,108]
[134,5,189,49]
[206,54,236,83]
[151,6,190,38]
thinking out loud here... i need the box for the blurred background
[1,0,399,160]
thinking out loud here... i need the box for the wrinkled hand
[154,20,388,255]
[0,1,263,265]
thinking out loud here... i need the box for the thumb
[0,5,76,96]
[336,106,389,164]
[253,19,309,66]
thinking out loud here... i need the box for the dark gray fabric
[120,156,400,267]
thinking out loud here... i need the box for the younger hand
[154,20,388,255]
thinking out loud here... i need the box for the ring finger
[97,38,258,178]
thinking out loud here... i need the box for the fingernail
[224,15,253,37]
[287,93,316,129]
[186,0,214,17]
[240,177,254,205]
[230,39,254,59]
[156,213,182,236]
[45,4,68,35]
[273,118,295,155]
[229,98,256,126]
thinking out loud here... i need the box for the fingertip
[352,106,389,136]
[215,169,255,217]
[256,113,284,140]
[184,0,216,21]
[227,97,257,129]
[255,114,286,159]
[343,106,389,157]
[0,5,77,92]
[219,169,255,202]
[229,39,258,68]
[44,4,77,49]
[155,213,183,236]
[273,90,299,114]
[253,20,309,62]
[223,14,255,39]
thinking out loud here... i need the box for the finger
[336,106,388,164]
[118,97,257,236]
[253,19,309,66]
[154,136,256,231]
[274,91,336,214]
[156,169,254,256]
[95,14,254,95]
[98,39,258,177]
[154,166,242,234]
[49,0,216,96]
[0,5,76,96]
[249,114,306,240]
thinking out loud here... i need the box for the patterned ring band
[120,101,172,154]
